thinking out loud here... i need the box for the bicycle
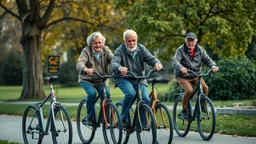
[115,70,157,144]
[148,69,174,144]
[22,75,73,144]
[173,69,216,141]
[76,71,122,144]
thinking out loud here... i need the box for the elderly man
[172,32,219,120]
[111,29,163,126]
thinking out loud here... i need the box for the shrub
[58,62,79,86]
[205,57,256,100]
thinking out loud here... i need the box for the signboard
[48,55,60,73]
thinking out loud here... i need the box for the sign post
[48,55,60,73]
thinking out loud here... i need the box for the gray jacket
[111,43,161,85]
[172,44,216,78]
[76,45,113,85]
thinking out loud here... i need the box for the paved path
[1,115,255,144]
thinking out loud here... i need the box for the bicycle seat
[44,75,58,83]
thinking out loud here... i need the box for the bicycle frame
[149,81,167,127]
[123,69,158,130]
[30,80,60,136]
[86,71,116,128]
[185,69,213,121]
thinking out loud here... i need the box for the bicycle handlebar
[123,68,163,79]
[83,70,116,78]
[185,69,213,77]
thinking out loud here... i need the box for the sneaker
[201,105,208,113]
[178,109,188,120]
[82,117,94,126]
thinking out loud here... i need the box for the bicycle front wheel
[76,99,96,144]
[102,102,122,144]
[136,104,157,144]
[155,103,173,144]
[173,95,191,137]
[22,105,43,144]
[197,96,216,141]
[51,105,73,144]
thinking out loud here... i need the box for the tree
[115,0,256,60]
[0,0,124,99]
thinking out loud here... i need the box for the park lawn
[0,83,170,103]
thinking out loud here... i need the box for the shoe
[201,105,208,113]
[178,109,188,120]
[82,117,94,126]
[121,119,128,128]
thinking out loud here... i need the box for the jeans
[80,82,110,119]
[117,79,150,120]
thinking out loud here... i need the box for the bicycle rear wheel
[155,103,173,144]
[77,99,96,143]
[136,104,157,144]
[102,102,122,144]
[51,105,73,144]
[173,95,191,137]
[116,101,131,144]
[22,105,43,144]
[197,96,216,140]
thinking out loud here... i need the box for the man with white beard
[110,29,163,127]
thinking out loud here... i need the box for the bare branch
[39,0,55,28]
[0,2,20,21]
[44,17,122,33]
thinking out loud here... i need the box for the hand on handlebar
[211,66,219,73]
[154,63,163,71]
[180,67,188,75]
[84,68,94,75]
[119,67,128,76]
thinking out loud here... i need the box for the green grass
[0,85,256,137]
[0,140,19,144]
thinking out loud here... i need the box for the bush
[205,57,256,100]
[58,62,79,86]
[1,51,23,85]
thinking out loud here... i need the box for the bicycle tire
[116,101,132,144]
[77,99,96,143]
[197,96,216,140]
[102,102,123,144]
[136,103,157,144]
[51,104,73,144]
[173,95,191,137]
[155,103,173,144]
[22,105,44,144]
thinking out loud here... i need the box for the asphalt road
[0,115,255,144]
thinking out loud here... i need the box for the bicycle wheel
[51,105,73,144]
[173,95,191,137]
[136,104,157,144]
[77,99,96,143]
[22,105,43,144]
[155,103,173,144]
[197,96,216,140]
[116,101,132,144]
[102,102,123,144]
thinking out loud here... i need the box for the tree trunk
[19,25,45,100]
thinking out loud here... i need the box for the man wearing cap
[172,32,219,120]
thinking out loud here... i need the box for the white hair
[123,29,137,41]
[86,31,106,46]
